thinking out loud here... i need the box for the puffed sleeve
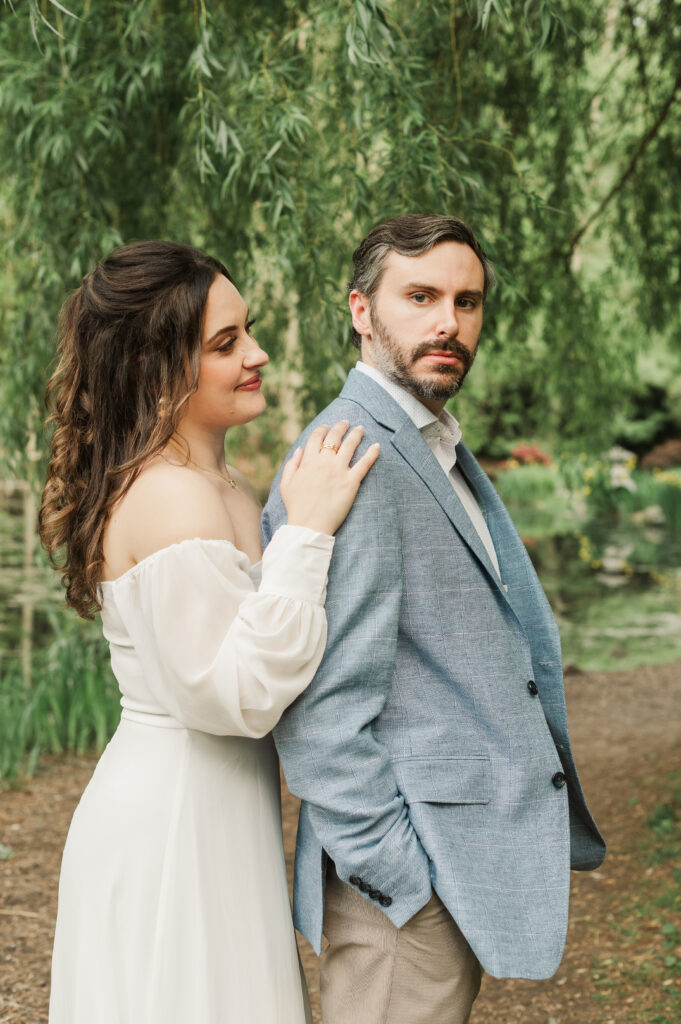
[109,525,335,737]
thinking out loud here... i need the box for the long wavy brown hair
[39,240,233,619]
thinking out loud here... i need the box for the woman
[40,240,379,1023]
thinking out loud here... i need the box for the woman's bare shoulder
[105,460,236,572]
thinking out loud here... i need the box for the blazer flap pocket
[394,756,491,805]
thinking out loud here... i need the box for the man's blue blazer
[261,368,605,980]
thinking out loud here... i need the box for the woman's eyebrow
[206,325,238,345]
[205,310,250,346]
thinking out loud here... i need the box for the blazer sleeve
[263,451,433,929]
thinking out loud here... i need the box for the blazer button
[379,895,392,908]
[349,876,362,887]
[527,680,538,696]
[359,881,372,894]
[369,889,381,900]
[552,771,567,789]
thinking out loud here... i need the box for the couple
[42,213,605,1023]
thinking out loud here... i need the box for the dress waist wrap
[120,703,185,729]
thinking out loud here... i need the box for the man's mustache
[410,339,474,372]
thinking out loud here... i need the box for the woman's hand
[280,421,380,536]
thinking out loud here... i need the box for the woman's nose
[243,336,269,367]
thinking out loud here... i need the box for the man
[262,214,605,1024]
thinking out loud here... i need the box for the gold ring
[321,442,340,453]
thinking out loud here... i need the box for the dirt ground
[1,659,680,1024]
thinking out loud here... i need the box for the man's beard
[369,309,477,402]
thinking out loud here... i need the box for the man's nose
[436,304,459,338]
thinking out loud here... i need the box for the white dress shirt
[356,361,501,578]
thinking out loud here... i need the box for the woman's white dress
[49,525,334,1024]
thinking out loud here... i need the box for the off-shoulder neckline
[100,537,262,587]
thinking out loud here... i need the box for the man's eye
[411,293,428,304]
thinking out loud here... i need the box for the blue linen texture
[261,369,605,980]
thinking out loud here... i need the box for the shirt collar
[355,361,463,446]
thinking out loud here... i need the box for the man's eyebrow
[402,281,438,291]
[402,283,483,299]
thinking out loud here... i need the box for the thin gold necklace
[163,448,237,489]
[187,457,237,489]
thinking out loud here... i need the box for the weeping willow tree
[1,0,679,475]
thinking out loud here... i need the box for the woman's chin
[225,396,267,427]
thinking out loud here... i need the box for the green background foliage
[1,0,680,477]
[1,1,680,782]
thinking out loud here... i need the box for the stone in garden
[630,505,666,527]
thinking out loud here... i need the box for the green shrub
[0,618,120,783]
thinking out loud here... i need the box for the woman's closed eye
[216,318,257,353]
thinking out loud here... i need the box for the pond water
[522,526,681,671]
[500,484,681,672]
[1,483,680,675]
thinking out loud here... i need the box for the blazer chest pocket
[393,755,491,805]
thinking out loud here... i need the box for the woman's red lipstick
[236,374,262,391]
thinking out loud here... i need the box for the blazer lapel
[455,443,554,625]
[340,370,510,600]
[390,426,507,594]
[339,370,560,660]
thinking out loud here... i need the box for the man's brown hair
[349,214,495,349]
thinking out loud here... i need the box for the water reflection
[0,487,64,668]
[2,480,681,675]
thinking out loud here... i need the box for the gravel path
[2,659,680,1023]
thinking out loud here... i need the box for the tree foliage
[1,0,680,475]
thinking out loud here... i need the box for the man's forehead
[381,242,484,287]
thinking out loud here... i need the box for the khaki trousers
[320,863,482,1024]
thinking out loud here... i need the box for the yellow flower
[583,468,596,481]
[657,470,681,487]
[581,486,592,496]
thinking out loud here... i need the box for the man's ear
[349,290,373,342]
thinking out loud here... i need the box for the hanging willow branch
[565,66,681,261]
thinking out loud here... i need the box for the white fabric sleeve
[109,525,335,737]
